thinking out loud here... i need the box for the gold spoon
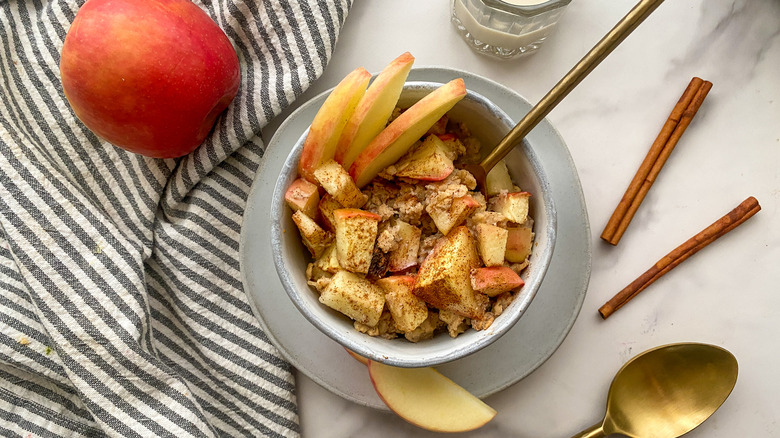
[464,0,666,194]
[571,343,738,438]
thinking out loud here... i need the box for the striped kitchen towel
[0,0,351,436]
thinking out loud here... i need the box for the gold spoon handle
[479,0,666,174]
[570,423,607,438]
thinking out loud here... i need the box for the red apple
[60,0,241,158]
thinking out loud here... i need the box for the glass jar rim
[480,0,572,15]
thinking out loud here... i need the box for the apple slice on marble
[335,52,415,169]
[298,67,371,183]
[349,78,467,188]
[368,361,496,432]
[345,349,370,366]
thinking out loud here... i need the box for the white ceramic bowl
[270,80,556,368]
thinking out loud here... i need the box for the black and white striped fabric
[0,0,350,436]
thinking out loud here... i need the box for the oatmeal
[290,111,535,342]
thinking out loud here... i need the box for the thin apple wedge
[368,361,496,432]
[345,348,370,366]
[298,67,371,183]
[349,78,467,188]
[335,52,415,169]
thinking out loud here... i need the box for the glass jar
[451,0,572,60]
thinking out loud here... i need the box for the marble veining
[263,0,780,436]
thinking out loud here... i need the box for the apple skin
[60,0,240,158]
[368,360,496,432]
[349,78,467,188]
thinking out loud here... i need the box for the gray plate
[240,66,591,409]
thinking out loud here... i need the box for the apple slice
[471,266,525,297]
[335,52,415,169]
[298,67,371,183]
[349,78,467,188]
[368,361,496,432]
[345,348,370,366]
[394,135,454,181]
[284,178,320,218]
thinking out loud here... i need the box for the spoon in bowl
[464,0,665,194]
[570,342,738,438]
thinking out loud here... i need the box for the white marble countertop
[265,0,780,436]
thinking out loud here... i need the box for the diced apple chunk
[376,276,428,332]
[313,159,367,208]
[492,191,531,223]
[505,226,534,263]
[314,243,341,274]
[471,266,525,297]
[298,67,371,183]
[334,208,381,274]
[368,361,496,432]
[485,160,514,197]
[317,193,341,231]
[394,135,454,181]
[387,220,422,272]
[428,194,480,236]
[319,270,385,327]
[413,226,488,319]
[475,223,508,267]
[291,210,333,259]
[284,178,320,218]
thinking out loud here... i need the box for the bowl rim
[270,80,557,368]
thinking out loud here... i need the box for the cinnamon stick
[601,77,713,245]
[599,196,761,319]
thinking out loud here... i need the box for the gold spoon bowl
[572,342,738,438]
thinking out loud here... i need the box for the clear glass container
[451,0,571,60]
